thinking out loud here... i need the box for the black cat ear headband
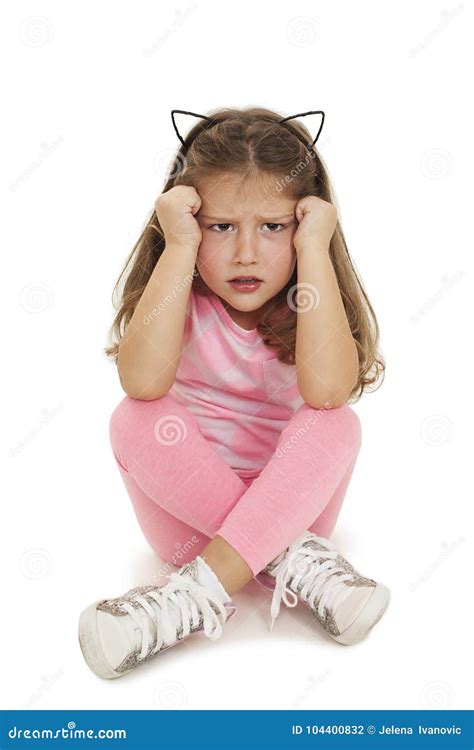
[170,109,325,153]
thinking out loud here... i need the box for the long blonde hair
[104,106,385,402]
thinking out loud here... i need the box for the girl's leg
[109,394,249,538]
[113,462,214,570]
[109,395,361,593]
[115,460,254,594]
[115,453,353,596]
[214,401,362,577]
[307,452,359,539]
[109,394,256,590]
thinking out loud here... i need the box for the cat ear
[171,109,217,146]
[278,110,325,149]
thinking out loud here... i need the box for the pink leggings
[109,394,362,577]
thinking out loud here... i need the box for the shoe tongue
[176,560,199,582]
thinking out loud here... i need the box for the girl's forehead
[197,173,297,216]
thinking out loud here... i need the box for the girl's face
[195,173,299,328]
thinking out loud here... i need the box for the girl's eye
[209,223,286,233]
[210,224,233,232]
[262,223,285,232]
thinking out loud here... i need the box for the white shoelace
[119,573,228,660]
[269,532,358,631]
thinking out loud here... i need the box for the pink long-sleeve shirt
[168,288,304,483]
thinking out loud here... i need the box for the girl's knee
[110,392,177,433]
[109,392,197,455]
[109,395,131,454]
[289,401,362,447]
[336,403,362,448]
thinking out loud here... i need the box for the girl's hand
[293,195,338,255]
[155,185,203,252]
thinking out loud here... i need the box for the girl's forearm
[295,246,359,408]
[117,242,198,400]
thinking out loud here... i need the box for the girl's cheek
[210,234,232,248]
[197,241,216,261]
[278,236,297,260]
[196,248,226,278]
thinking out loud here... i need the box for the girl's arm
[117,243,198,400]
[117,186,202,400]
[293,196,359,409]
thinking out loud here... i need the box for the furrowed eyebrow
[199,213,295,221]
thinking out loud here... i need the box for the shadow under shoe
[78,559,237,679]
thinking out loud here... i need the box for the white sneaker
[78,557,237,679]
[258,531,390,645]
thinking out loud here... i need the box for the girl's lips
[228,279,263,293]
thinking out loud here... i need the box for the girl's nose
[234,227,259,263]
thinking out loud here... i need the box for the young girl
[78,106,390,680]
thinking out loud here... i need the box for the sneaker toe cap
[334,583,391,644]
[78,602,139,678]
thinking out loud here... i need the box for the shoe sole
[78,600,237,679]
[331,583,391,645]
[78,601,128,679]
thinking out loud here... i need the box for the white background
[2,0,471,711]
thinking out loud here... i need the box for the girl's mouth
[228,278,263,292]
